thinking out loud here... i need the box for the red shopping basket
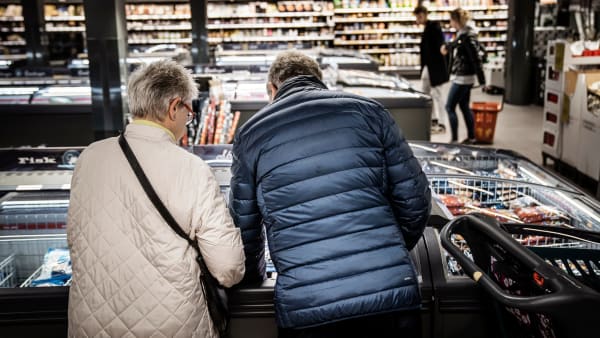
[472,101,503,144]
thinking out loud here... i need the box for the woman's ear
[167,97,180,121]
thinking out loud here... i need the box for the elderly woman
[67,60,245,338]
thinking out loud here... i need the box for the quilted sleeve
[229,137,266,284]
[380,111,431,250]
[193,164,246,288]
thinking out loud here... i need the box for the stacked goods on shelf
[189,92,241,145]
[333,0,507,71]
[44,4,86,62]
[126,2,191,47]
[0,4,24,51]
[207,1,334,49]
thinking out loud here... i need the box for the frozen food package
[508,196,540,209]
[32,247,72,286]
[514,206,570,224]
[472,208,521,223]
[439,194,480,208]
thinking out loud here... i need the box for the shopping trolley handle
[440,214,600,312]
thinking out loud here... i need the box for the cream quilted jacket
[67,123,245,338]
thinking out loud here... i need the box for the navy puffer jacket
[229,75,431,329]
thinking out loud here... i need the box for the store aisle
[409,80,544,164]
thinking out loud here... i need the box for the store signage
[18,157,57,165]
[0,149,83,171]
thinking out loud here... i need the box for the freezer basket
[0,254,17,288]
[20,264,71,288]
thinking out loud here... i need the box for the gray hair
[268,51,322,88]
[127,59,198,121]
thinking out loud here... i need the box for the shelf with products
[332,0,508,72]
[43,3,86,62]
[334,38,420,45]
[207,22,329,30]
[207,1,335,50]
[124,2,192,52]
[212,35,334,43]
[0,3,24,54]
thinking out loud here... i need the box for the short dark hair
[413,6,428,15]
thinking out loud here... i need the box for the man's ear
[267,82,278,101]
[167,98,179,121]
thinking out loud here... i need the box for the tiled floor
[411,80,599,199]
[411,81,544,165]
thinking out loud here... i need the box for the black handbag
[118,134,230,337]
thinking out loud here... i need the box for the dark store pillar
[505,0,535,105]
[21,0,49,66]
[190,0,209,65]
[83,0,128,140]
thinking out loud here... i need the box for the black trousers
[278,310,421,338]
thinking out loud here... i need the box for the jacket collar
[124,122,177,144]
[273,75,328,102]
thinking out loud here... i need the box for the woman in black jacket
[441,8,485,144]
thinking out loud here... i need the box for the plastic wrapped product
[32,247,72,287]
[514,206,570,224]
[439,194,480,208]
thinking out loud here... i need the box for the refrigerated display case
[213,67,431,140]
[0,85,93,147]
[0,142,599,338]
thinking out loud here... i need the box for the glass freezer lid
[410,142,573,190]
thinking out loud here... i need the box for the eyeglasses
[181,102,195,125]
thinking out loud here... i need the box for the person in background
[67,60,245,338]
[441,8,486,144]
[229,51,431,338]
[414,5,449,135]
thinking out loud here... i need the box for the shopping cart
[441,214,600,338]
[471,99,504,144]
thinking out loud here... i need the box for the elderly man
[230,51,431,338]
[67,60,245,338]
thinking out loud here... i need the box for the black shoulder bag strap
[118,133,206,268]
[118,134,230,337]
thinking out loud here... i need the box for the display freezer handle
[440,214,600,312]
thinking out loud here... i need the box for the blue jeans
[445,83,475,141]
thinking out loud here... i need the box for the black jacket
[446,26,486,85]
[420,20,449,87]
[230,75,431,328]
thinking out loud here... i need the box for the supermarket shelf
[333,5,508,14]
[335,17,418,23]
[0,41,25,46]
[208,11,333,19]
[477,27,508,32]
[127,14,191,20]
[334,38,420,45]
[207,22,328,30]
[128,38,191,44]
[479,37,506,42]
[0,16,23,22]
[335,28,423,35]
[44,16,84,22]
[128,25,191,31]
[334,15,507,23]
[566,55,600,66]
[378,65,420,71]
[0,27,24,33]
[360,48,419,54]
[45,26,85,32]
[211,35,334,43]
[485,46,505,51]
